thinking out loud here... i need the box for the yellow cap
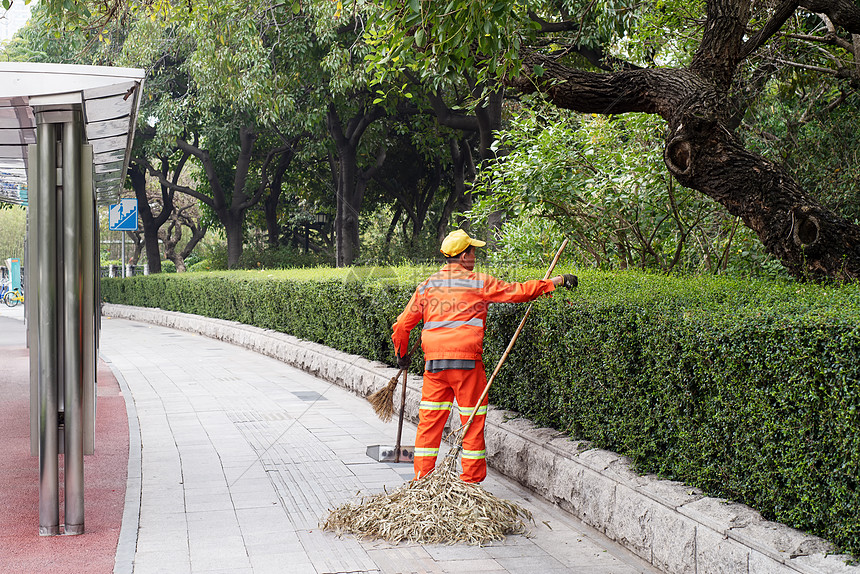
[440,229,486,257]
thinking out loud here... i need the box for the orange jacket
[392,263,556,361]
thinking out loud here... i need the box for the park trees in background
[116,1,317,268]
[5,0,860,278]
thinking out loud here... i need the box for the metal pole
[62,115,84,535]
[121,231,125,278]
[36,119,59,537]
[27,144,40,458]
[81,144,96,456]
[394,368,408,463]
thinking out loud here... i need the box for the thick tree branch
[739,0,800,59]
[175,137,226,210]
[781,30,853,50]
[138,157,215,206]
[527,9,581,33]
[238,139,301,211]
[508,51,708,119]
[799,0,860,33]
[426,91,479,131]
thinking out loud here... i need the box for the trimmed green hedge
[102,268,860,555]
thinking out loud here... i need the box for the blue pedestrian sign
[109,199,138,231]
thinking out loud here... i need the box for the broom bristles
[367,373,400,422]
[322,457,532,545]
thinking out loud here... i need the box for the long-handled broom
[367,339,422,422]
[324,239,570,545]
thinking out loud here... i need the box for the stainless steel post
[27,144,40,458]
[81,144,95,456]
[35,119,59,537]
[62,115,84,535]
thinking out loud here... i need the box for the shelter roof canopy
[0,62,145,206]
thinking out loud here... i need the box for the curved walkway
[99,313,659,573]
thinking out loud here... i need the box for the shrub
[187,259,212,272]
[101,268,860,555]
[237,246,335,269]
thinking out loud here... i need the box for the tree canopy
[5,0,860,278]
[357,0,860,279]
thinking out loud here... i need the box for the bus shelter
[0,62,144,536]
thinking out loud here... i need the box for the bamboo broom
[324,239,570,545]
[367,339,421,422]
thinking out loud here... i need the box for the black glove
[396,353,412,369]
[562,274,578,289]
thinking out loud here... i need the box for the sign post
[108,199,138,277]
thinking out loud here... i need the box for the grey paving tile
[190,569,254,574]
[494,554,569,572]
[132,552,192,573]
[364,545,443,574]
[482,539,549,558]
[185,491,236,513]
[248,554,317,574]
[424,544,493,561]
[432,558,504,572]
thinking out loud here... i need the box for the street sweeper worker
[391,229,577,483]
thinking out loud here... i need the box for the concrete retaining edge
[102,303,857,574]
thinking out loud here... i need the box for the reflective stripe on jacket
[391,263,555,361]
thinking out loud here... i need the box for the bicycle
[3,287,24,307]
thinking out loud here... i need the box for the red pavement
[0,321,129,574]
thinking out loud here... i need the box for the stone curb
[102,304,858,574]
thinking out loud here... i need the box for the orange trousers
[414,362,488,483]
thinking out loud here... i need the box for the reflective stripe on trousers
[414,363,488,483]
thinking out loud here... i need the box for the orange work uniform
[391,263,556,482]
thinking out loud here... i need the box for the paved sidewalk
[100,315,659,574]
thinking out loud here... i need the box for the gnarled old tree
[365,0,860,280]
[506,0,860,280]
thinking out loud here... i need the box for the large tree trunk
[262,141,300,248]
[263,177,282,248]
[223,212,244,269]
[336,145,359,266]
[129,162,170,274]
[437,137,475,243]
[327,104,386,267]
[508,0,860,280]
[161,206,207,273]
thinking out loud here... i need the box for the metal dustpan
[367,367,414,463]
[366,444,414,463]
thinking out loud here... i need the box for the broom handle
[394,367,408,462]
[456,238,569,442]
[393,338,421,462]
